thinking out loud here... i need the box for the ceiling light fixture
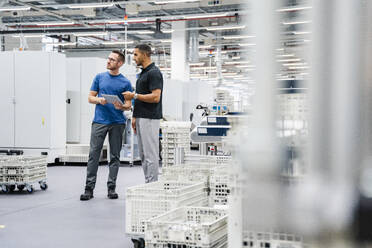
[108,18,149,24]
[199,45,212,49]
[239,43,256,47]
[206,25,246,31]
[160,39,172,43]
[136,30,155,34]
[74,32,108,37]
[68,3,114,9]
[277,6,312,12]
[52,42,77,46]
[162,29,174,33]
[282,20,312,25]
[154,0,200,4]
[102,41,134,45]
[0,6,30,11]
[292,31,311,35]
[12,34,45,38]
[36,22,75,26]
[277,58,301,62]
[189,62,205,66]
[223,35,255,39]
[184,13,228,19]
[224,61,250,65]
[277,54,295,57]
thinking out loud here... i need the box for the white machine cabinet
[0,51,66,163]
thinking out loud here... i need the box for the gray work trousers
[136,118,160,183]
[85,122,125,190]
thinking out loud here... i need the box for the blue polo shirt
[90,72,132,125]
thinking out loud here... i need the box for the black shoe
[107,188,118,199]
[80,189,94,201]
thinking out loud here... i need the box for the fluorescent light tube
[154,0,199,4]
[162,29,174,33]
[74,32,108,37]
[277,6,312,12]
[184,13,228,19]
[0,6,30,11]
[224,61,249,65]
[136,30,155,34]
[223,35,255,39]
[239,43,256,47]
[36,22,75,26]
[206,25,246,31]
[12,34,45,38]
[102,41,134,45]
[199,45,212,49]
[68,3,114,9]
[52,42,77,46]
[189,62,205,66]
[282,20,311,25]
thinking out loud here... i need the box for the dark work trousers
[85,122,125,190]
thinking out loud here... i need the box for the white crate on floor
[145,207,228,248]
[65,144,90,155]
[125,181,208,236]
[184,154,232,165]
[59,154,89,163]
[243,230,303,248]
[0,155,48,192]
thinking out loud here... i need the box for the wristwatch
[133,93,138,100]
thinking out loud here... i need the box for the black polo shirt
[133,63,163,119]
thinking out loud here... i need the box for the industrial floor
[0,164,145,248]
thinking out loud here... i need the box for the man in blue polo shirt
[80,50,132,201]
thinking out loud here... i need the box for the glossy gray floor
[0,165,144,248]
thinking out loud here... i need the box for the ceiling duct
[189,20,199,63]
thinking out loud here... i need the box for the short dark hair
[111,50,125,62]
[135,44,152,57]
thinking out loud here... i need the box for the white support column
[171,21,189,81]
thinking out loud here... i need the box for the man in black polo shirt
[123,44,163,183]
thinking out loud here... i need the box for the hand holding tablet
[101,94,124,105]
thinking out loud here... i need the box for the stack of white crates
[242,230,303,248]
[160,162,231,207]
[0,155,47,193]
[125,181,208,240]
[145,207,228,248]
[160,121,191,167]
[184,154,232,166]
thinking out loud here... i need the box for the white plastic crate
[65,144,90,155]
[125,181,208,236]
[160,163,217,187]
[184,154,232,165]
[145,207,228,248]
[243,230,303,248]
[59,154,90,163]
[0,155,48,193]
[209,165,230,206]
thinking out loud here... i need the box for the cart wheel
[138,238,145,248]
[2,185,9,193]
[26,185,34,194]
[40,183,48,190]
[131,239,145,248]
[131,239,139,248]
[9,185,16,192]
[17,185,25,191]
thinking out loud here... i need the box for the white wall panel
[14,52,50,148]
[0,52,15,147]
[50,53,66,149]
